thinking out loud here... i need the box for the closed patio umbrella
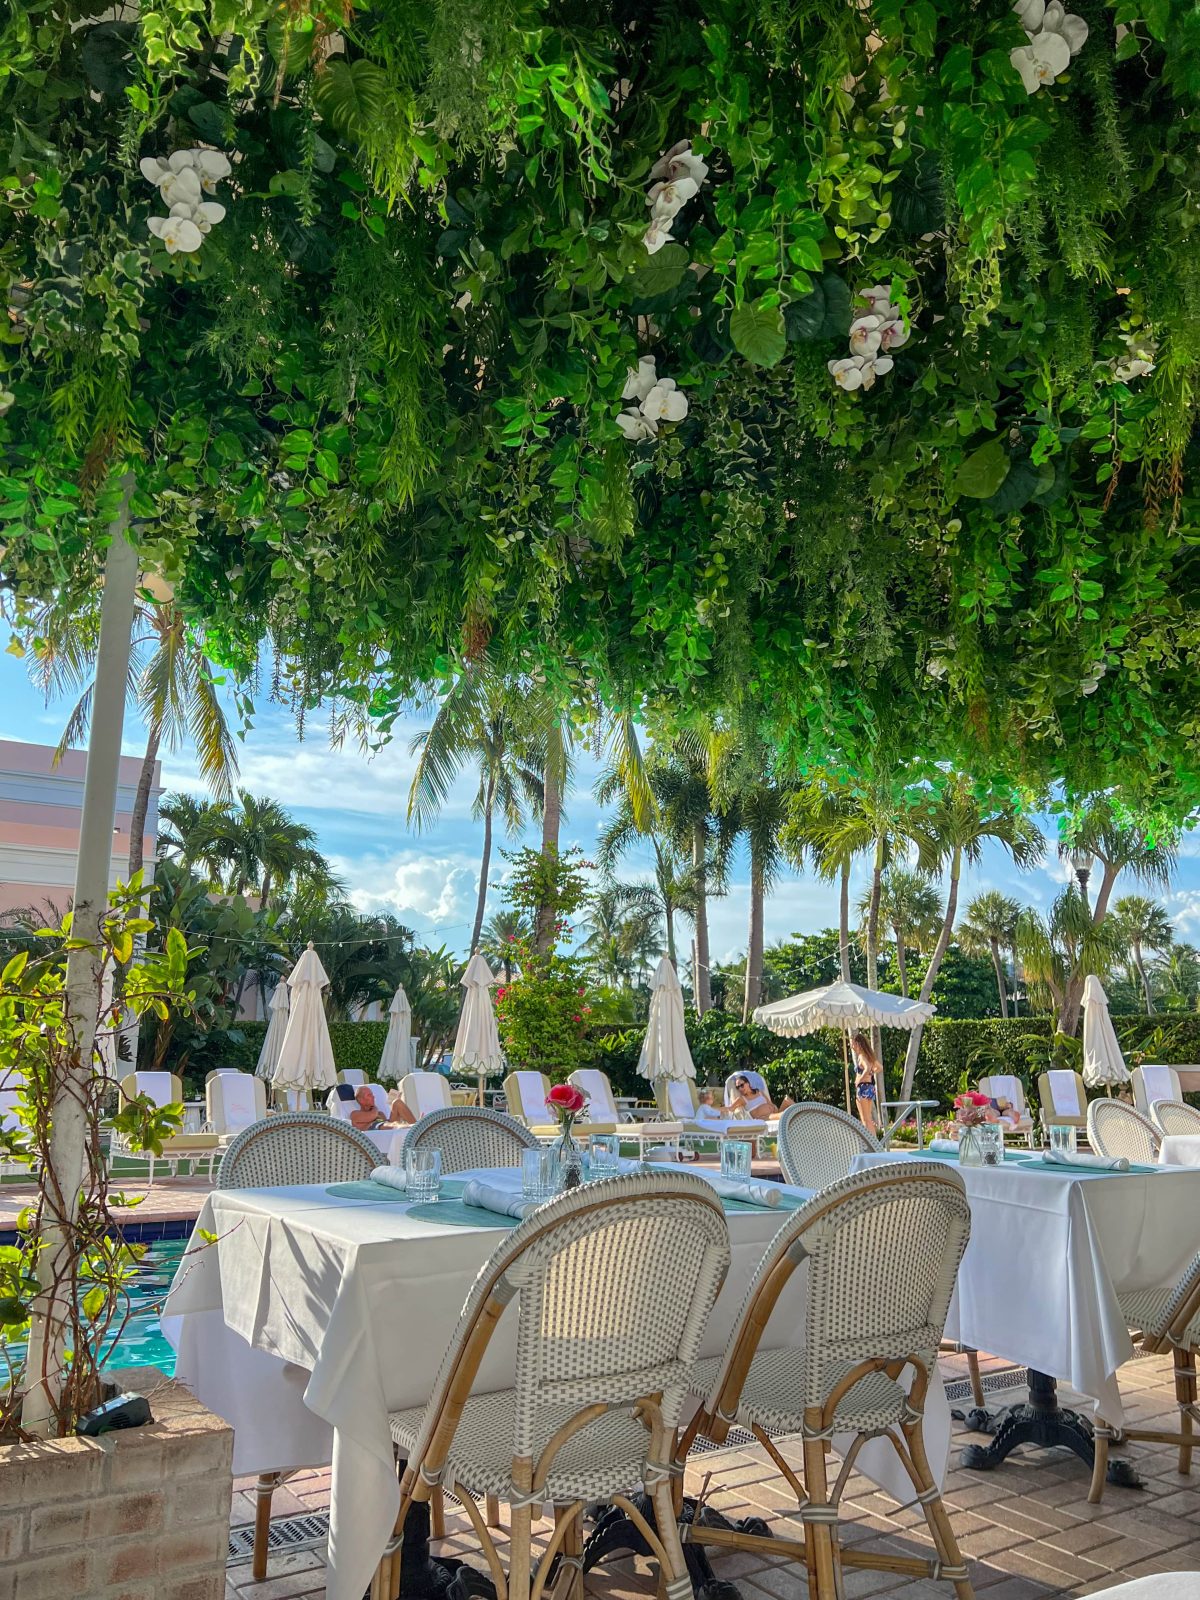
[755,980,936,1115]
[378,984,413,1083]
[638,957,695,1085]
[273,942,338,1106]
[254,977,290,1081]
[452,953,504,1105]
[1082,974,1130,1095]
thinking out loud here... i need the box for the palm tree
[1110,895,1174,1013]
[861,868,942,999]
[204,791,337,907]
[22,595,239,880]
[156,793,231,880]
[596,769,700,969]
[960,891,1023,1018]
[898,780,1044,1100]
[722,771,791,1020]
[783,780,867,983]
[408,670,545,956]
[579,885,661,987]
[1155,944,1200,1011]
[1017,889,1120,1018]
[479,910,531,982]
[1056,799,1178,1032]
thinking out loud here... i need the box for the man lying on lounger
[348,1084,414,1131]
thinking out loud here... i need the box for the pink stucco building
[0,738,161,918]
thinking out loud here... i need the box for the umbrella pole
[842,1029,852,1117]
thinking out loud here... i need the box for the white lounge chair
[568,1068,681,1158]
[1037,1068,1088,1135]
[977,1073,1036,1146]
[1132,1063,1183,1116]
[399,1070,453,1119]
[504,1069,618,1138]
[206,1070,268,1144]
[325,1081,401,1155]
[113,1071,219,1182]
[656,1076,761,1145]
[0,1069,32,1177]
[337,1068,366,1088]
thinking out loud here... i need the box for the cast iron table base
[959,1367,1141,1488]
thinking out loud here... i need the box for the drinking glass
[406,1148,442,1204]
[720,1139,752,1181]
[1049,1124,1078,1157]
[522,1147,559,1203]
[589,1133,621,1179]
[978,1122,1003,1167]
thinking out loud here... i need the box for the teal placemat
[324,1178,467,1203]
[406,1198,514,1228]
[914,1152,1160,1177]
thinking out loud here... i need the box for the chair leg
[966,1349,985,1410]
[252,1471,279,1582]
[800,1435,840,1600]
[1177,1348,1196,1475]
[431,1484,446,1540]
[508,1501,534,1600]
[650,1476,692,1600]
[1089,1418,1111,1504]
[486,1492,502,1527]
[902,1417,973,1600]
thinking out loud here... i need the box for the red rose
[955,1092,990,1108]
[546,1083,586,1115]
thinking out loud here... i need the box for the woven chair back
[405,1106,538,1173]
[1087,1099,1159,1164]
[217,1112,379,1188]
[777,1102,876,1190]
[1151,1099,1200,1138]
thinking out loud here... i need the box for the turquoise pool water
[4,1237,183,1379]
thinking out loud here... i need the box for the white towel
[135,1071,177,1109]
[692,1171,782,1208]
[1047,1070,1082,1117]
[462,1180,536,1219]
[370,1165,407,1192]
[219,1074,260,1131]
[1042,1149,1129,1172]
[928,1137,961,1153]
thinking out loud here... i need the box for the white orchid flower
[622,356,658,403]
[616,408,658,441]
[858,355,894,390]
[1011,30,1071,92]
[828,357,866,391]
[170,199,225,234]
[849,315,884,357]
[649,139,709,189]
[648,140,691,182]
[140,156,173,188]
[643,218,676,254]
[1041,1,1088,54]
[926,655,949,680]
[147,213,204,254]
[857,285,893,315]
[639,378,688,424]
[191,149,232,192]
[1013,0,1046,32]
[647,176,700,219]
[159,165,204,208]
[879,317,909,351]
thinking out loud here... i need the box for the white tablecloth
[1160,1135,1200,1169]
[851,1151,1200,1426]
[163,1167,949,1600]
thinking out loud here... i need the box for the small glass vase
[957,1124,984,1166]
[555,1120,584,1191]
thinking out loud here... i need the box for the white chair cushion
[1140,1065,1181,1106]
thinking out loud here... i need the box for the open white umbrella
[273,942,338,1105]
[1082,974,1130,1094]
[378,984,413,1083]
[254,976,290,1081]
[755,980,936,1114]
[451,953,505,1105]
[638,957,695,1084]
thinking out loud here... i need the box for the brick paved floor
[223,1350,1200,1599]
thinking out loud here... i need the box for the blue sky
[2,648,1198,962]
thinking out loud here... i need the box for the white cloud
[1165,889,1200,934]
[332,849,482,939]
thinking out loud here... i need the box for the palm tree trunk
[126,725,161,883]
[664,897,677,966]
[742,851,765,1021]
[1058,861,1119,1034]
[838,860,851,982]
[865,840,884,1054]
[470,777,495,955]
[989,938,1010,1019]
[534,753,563,953]
[899,845,962,1102]
[894,931,908,999]
[1010,940,1021,1016]
[1135,943,1155,1014]
[693,822,711,1013]
[259,871,273,909]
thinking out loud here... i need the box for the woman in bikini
[850,1031,882,1139]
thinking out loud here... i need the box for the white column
[22,481,138,1431]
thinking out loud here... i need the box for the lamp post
[1069,847,1095,910]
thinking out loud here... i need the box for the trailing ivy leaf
[730,301,787,368]
[629,244,689,299]
[313,59,388,140]
[785,274,852,341]
[955,438,1010,499]
[82,22,135,96]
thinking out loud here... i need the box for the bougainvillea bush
[2,0,1199,813]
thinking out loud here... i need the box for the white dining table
[851,1149,1200,1425]
[162,1166,950,1600]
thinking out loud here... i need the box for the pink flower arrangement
[546,1083,587,1117]
[953,1091,992,1128]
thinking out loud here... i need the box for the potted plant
[0,883,235,1594]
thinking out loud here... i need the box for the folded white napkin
[1042,1149,1129,1172]
[693,1171,782,1208]
[928,1137,960,1153]
[462,1180,537,1219]
[370,1165,407,1192]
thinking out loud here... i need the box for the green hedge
[179,1019,392,1099]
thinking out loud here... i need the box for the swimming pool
[4,1237,183,1378]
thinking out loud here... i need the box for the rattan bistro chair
[1090,1249,1200,1504]
[1151,1099,1200,1138]
[1087,1099,1160,1165]
[405,1106,538,1173]
[675,1162,973,1600]
[376,1172,731,1600]
[777,1102,876,1191]
[216,1113,380,1579]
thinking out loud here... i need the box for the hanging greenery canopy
[1,0,1198,811]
